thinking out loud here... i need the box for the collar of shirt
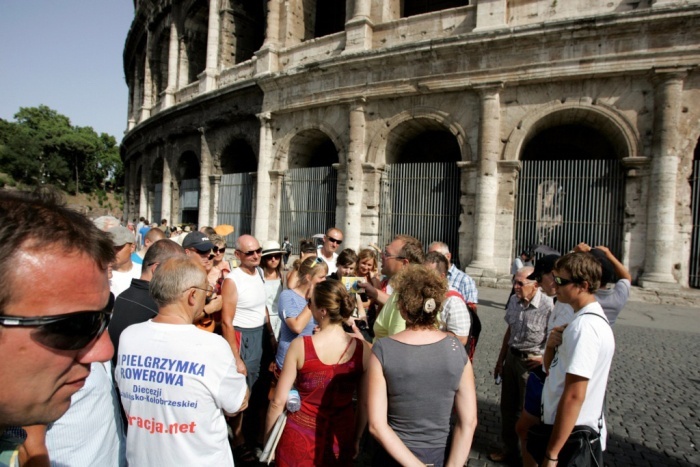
[519,288,542,309]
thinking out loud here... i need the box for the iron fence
[690,159,700,289]
[217,172,255,236]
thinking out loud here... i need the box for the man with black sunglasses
[317,227,344,275]
[0,190,115,460]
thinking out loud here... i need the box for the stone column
[253,112,274,240]
[210,174,221,227]
[140,30,153,121]
[457,161,478,269]
[341,99,366,250]
[360,163,384,248]
[139,166,148,220]
[161,153,173,224]
[344,0,373,53]
[128,160,138,222]
[130,64,141,129]
[198,128,212,228]
[474,0,507,31]
[639,69,687,288]
[127,75,135,131]
[255,0,281,75]
[164,20,179,108]
[123,160,132,222]
[468,85,502,271]
[263,0,281,46]
[201,0,221,92]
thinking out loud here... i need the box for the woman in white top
[261,240,286,339]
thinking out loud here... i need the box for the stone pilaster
[474,0,507,31]
[201,0,220,92]
[341,99,366,251]
[210,174,221,227]
[164,20,179,108]
[161,151,172,224]
[128,160,138,223]
[469,85,502,272]
[198,128,212,228]
[139,166,148,220]
[344,0,373,53]
[255,0,281,75]
[360,163,384,248]
[140,30,153,121]
[457,161,478,268]
[639,69,687,288]
[253,112,273,240]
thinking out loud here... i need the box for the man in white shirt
[107,226,142,297]
[540,252,615,466]
[116,256,248,466]
[317,227,343,275]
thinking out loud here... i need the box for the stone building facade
[121,0,700,289]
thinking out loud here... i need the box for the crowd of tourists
[0,189,629,467]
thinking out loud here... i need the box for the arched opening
[380,120,462,265]
[150,28,170,104]
[689,138,700,288]
[149,157,164,224]
[314,0,346,39]
[184,2,209,83]
[218,139,257,236]
[220,0,266,66]
[176,151,201,225]
[402,0,469,18]
[514,122,625,260]
[281,130,339,247]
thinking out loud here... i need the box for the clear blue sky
[0,1,135,143]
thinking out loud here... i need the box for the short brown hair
[313,279,355,323]
[424,251,448,276]
[555,252,602,294]
[395,235,424,265]
[394,264,447,329]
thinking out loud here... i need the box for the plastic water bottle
[286,389,301,412]
[495,375,502,385]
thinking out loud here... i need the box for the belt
[510,347,536,359]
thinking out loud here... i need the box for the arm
[284,305,314,334]
[494,326,511,379]
[367,353,424,467]
[19,425,50,467]
[264,337,302,441]
[446,360,477,467]
[223,387,250,417]
[542,374,589,466]
[220,278,246,375]
[594,245,632,282]
[544,325,566,373]
[359,281,390,306]
[353,341,372,458]
[444,298,470,347]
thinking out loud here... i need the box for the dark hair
[424,251,448,276]
[555,252,602,294]
[313,279,355,323]
[299,239,316,253]
[336,248,358,268]
[395,234,425,265]
[0,189,115,312]
[143,239,185,267]
[589,249,615,287]
[200,226,216,237]
[394,264,446,329]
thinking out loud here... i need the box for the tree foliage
[0,105,123,194]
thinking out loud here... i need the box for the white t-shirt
[547,301,575,334]
[110,262,142,297]
[226,267,268,328]
[317,247,338,275]
[115,321,247,467]
[595,279,631,325]
[542,302,615,449]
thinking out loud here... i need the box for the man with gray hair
[428,241,478,304]
[107,226,142,297]
[491,266,554,465]
[115,257,248,466]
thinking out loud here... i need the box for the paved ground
[465,288,700,467]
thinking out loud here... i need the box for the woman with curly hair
[368,264,477,467]
[266,279,371,466]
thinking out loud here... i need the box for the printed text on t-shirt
[127,413,197,435]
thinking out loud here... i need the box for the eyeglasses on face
[213,247,226,254]
[553,275,578,286]
[382,248,405,261]
[0,293,114,351]
[265,254,282,261]
[512,279,534,287]
[327,236,343,245]
[237,247,262,257]
[193,249,215,260]
[189,285,215,304]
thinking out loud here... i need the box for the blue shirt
[275,290,316,369]
[448,264,478,304]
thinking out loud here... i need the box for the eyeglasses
[0,293,114,351]
[237,248,262,257]
[512,280,534,287]
[327,237,343,245]
[193,249,215,260]
[213,247,226,254]
[382,248,405,261]
[189,285,215,304]
[553,275,578,286]
[265,254,282,260]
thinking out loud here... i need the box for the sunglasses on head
[327,237,343,245]
[0,293,114,351]
[238,247,262,257]
[553,275,578,286]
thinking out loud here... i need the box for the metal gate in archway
[514,159,624,259]
[379,162,461,265]
[179,178,200,224]
[152,183,162,223]
[280,166,337,254]
[218,173,255,235]
[690,159,700,289]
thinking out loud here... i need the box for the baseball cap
[182,231,215,252]
[527,254,560,281]
[108,226,135,247]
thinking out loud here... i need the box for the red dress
[275,336,363,466]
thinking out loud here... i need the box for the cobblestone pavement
[465,288,700,467]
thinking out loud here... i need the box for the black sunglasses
[0,293,114,351]
[213,247,226,254]
[553,275,578,286]
[327,237,343,245]
[238,247,262,257]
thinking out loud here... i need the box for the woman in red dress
[265,279,371,466]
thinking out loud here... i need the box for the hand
[353,438,361,459]
[573,242,591,253]
[547,324,567,348]
[542,456,558,466]
[526,355,543,369]
[594,245,611,256]
[236,358,248,376]
[206,294,223,313]
[347,322,368,342]
[358,281,378,300]
[494,362,503,379]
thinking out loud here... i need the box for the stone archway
[218,139,257,236]
[175,151,201,225]
[149,157,164,224]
